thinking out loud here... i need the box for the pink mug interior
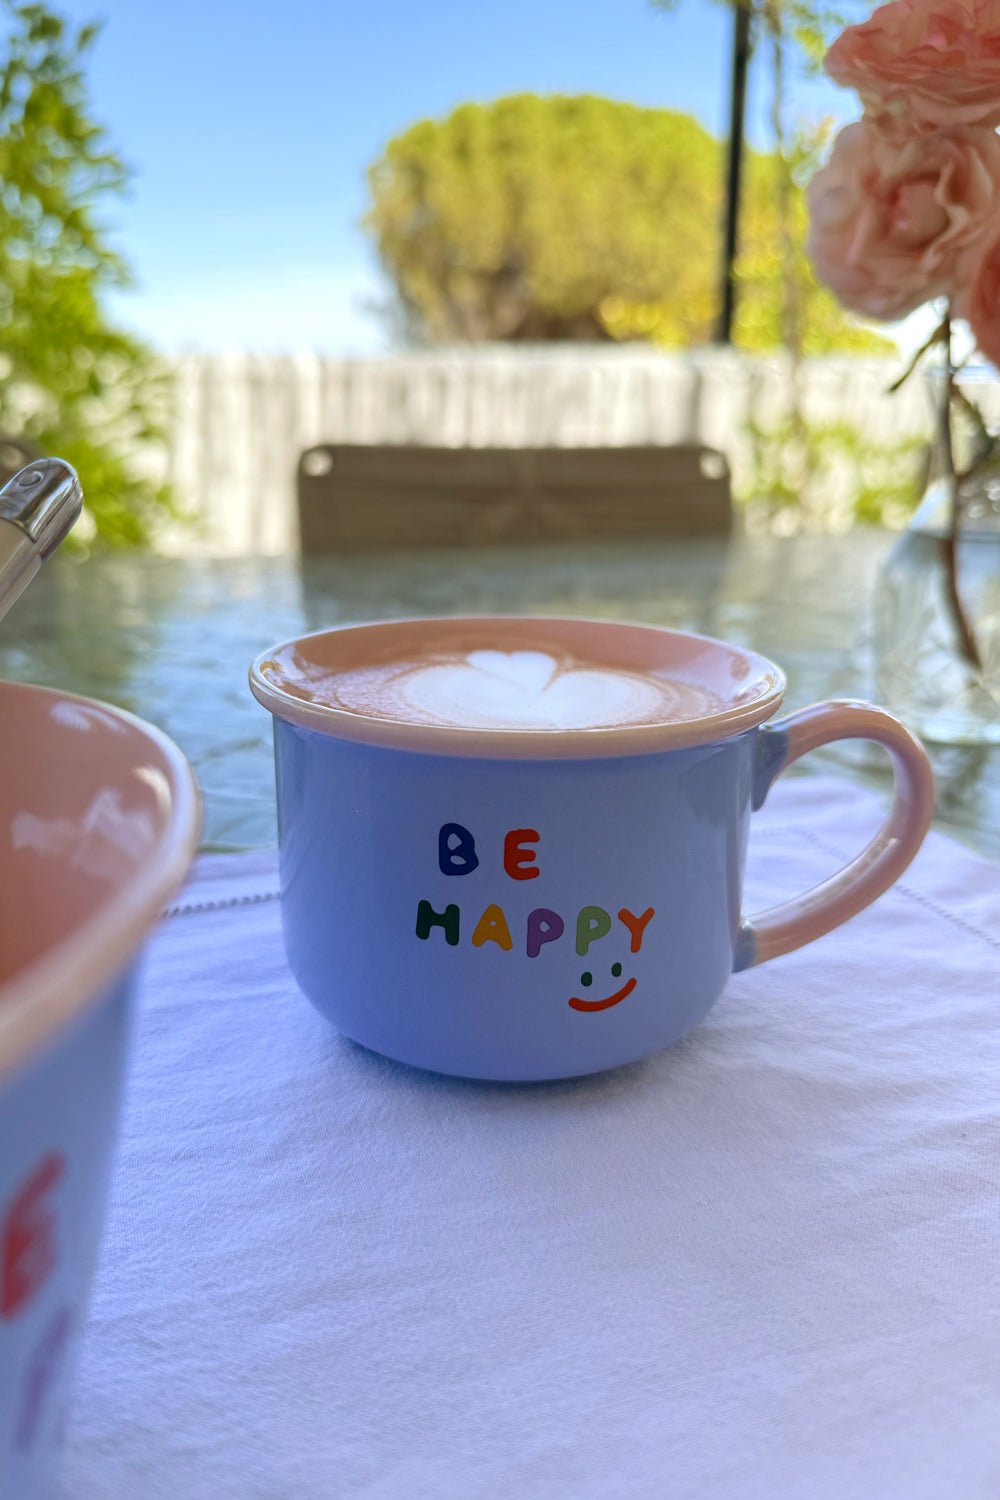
[0,681,200,1080]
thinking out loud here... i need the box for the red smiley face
[568,961,636,1013]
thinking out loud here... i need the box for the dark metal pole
[717,1,752,343]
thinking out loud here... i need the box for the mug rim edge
[249,613,787,759]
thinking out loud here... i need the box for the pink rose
[806,120,1000,320]
[969,230,1000,366]
[826,0,1000,132]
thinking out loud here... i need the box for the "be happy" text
[415,822,655,957]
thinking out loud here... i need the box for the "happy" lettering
[416,822,655,957]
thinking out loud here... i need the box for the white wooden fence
[154,346,985,555]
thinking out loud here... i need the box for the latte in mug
[257,617,738,739]
[305,645,726,732]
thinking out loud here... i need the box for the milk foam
[317,648,723,731]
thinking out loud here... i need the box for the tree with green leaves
[365,93,887,355]
[0,1,171,545]
[654,0,869,349]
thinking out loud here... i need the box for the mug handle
[733,701,935,971]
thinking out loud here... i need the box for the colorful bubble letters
[416,822,655,1011]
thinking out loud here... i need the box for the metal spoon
[0,459,83,624]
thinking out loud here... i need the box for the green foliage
[367,95,719,343]
[365,93,889,355]
[650,0,863,76]
[0,2,172,546]
[740,415,926,530]
[734,137,890,355]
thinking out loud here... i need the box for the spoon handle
[0,460,82,624]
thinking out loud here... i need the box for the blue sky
[54,0,853,353]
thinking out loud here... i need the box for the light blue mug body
[0,973,134,1499]
[275,721,768,1080]
[257,617,934,1082]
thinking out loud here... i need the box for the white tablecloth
[61,778,1000,1499]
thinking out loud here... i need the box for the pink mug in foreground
[0,681,199,1499]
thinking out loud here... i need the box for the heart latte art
[314,648,724,731]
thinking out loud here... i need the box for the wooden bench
[297,445,732,552]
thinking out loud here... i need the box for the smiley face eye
[611,962,622,978]
[580,972,593,987]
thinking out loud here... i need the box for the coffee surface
[305,647,725,731]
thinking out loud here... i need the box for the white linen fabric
[60,777,1000,1499]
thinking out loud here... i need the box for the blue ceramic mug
[250,616,934,1081]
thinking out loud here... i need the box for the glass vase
[873,445,1000,745]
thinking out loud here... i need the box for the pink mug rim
[249,614,787,760]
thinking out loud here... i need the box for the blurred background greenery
[0,0,922,547]
[0,2,171,542]
[366,94,888,356]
